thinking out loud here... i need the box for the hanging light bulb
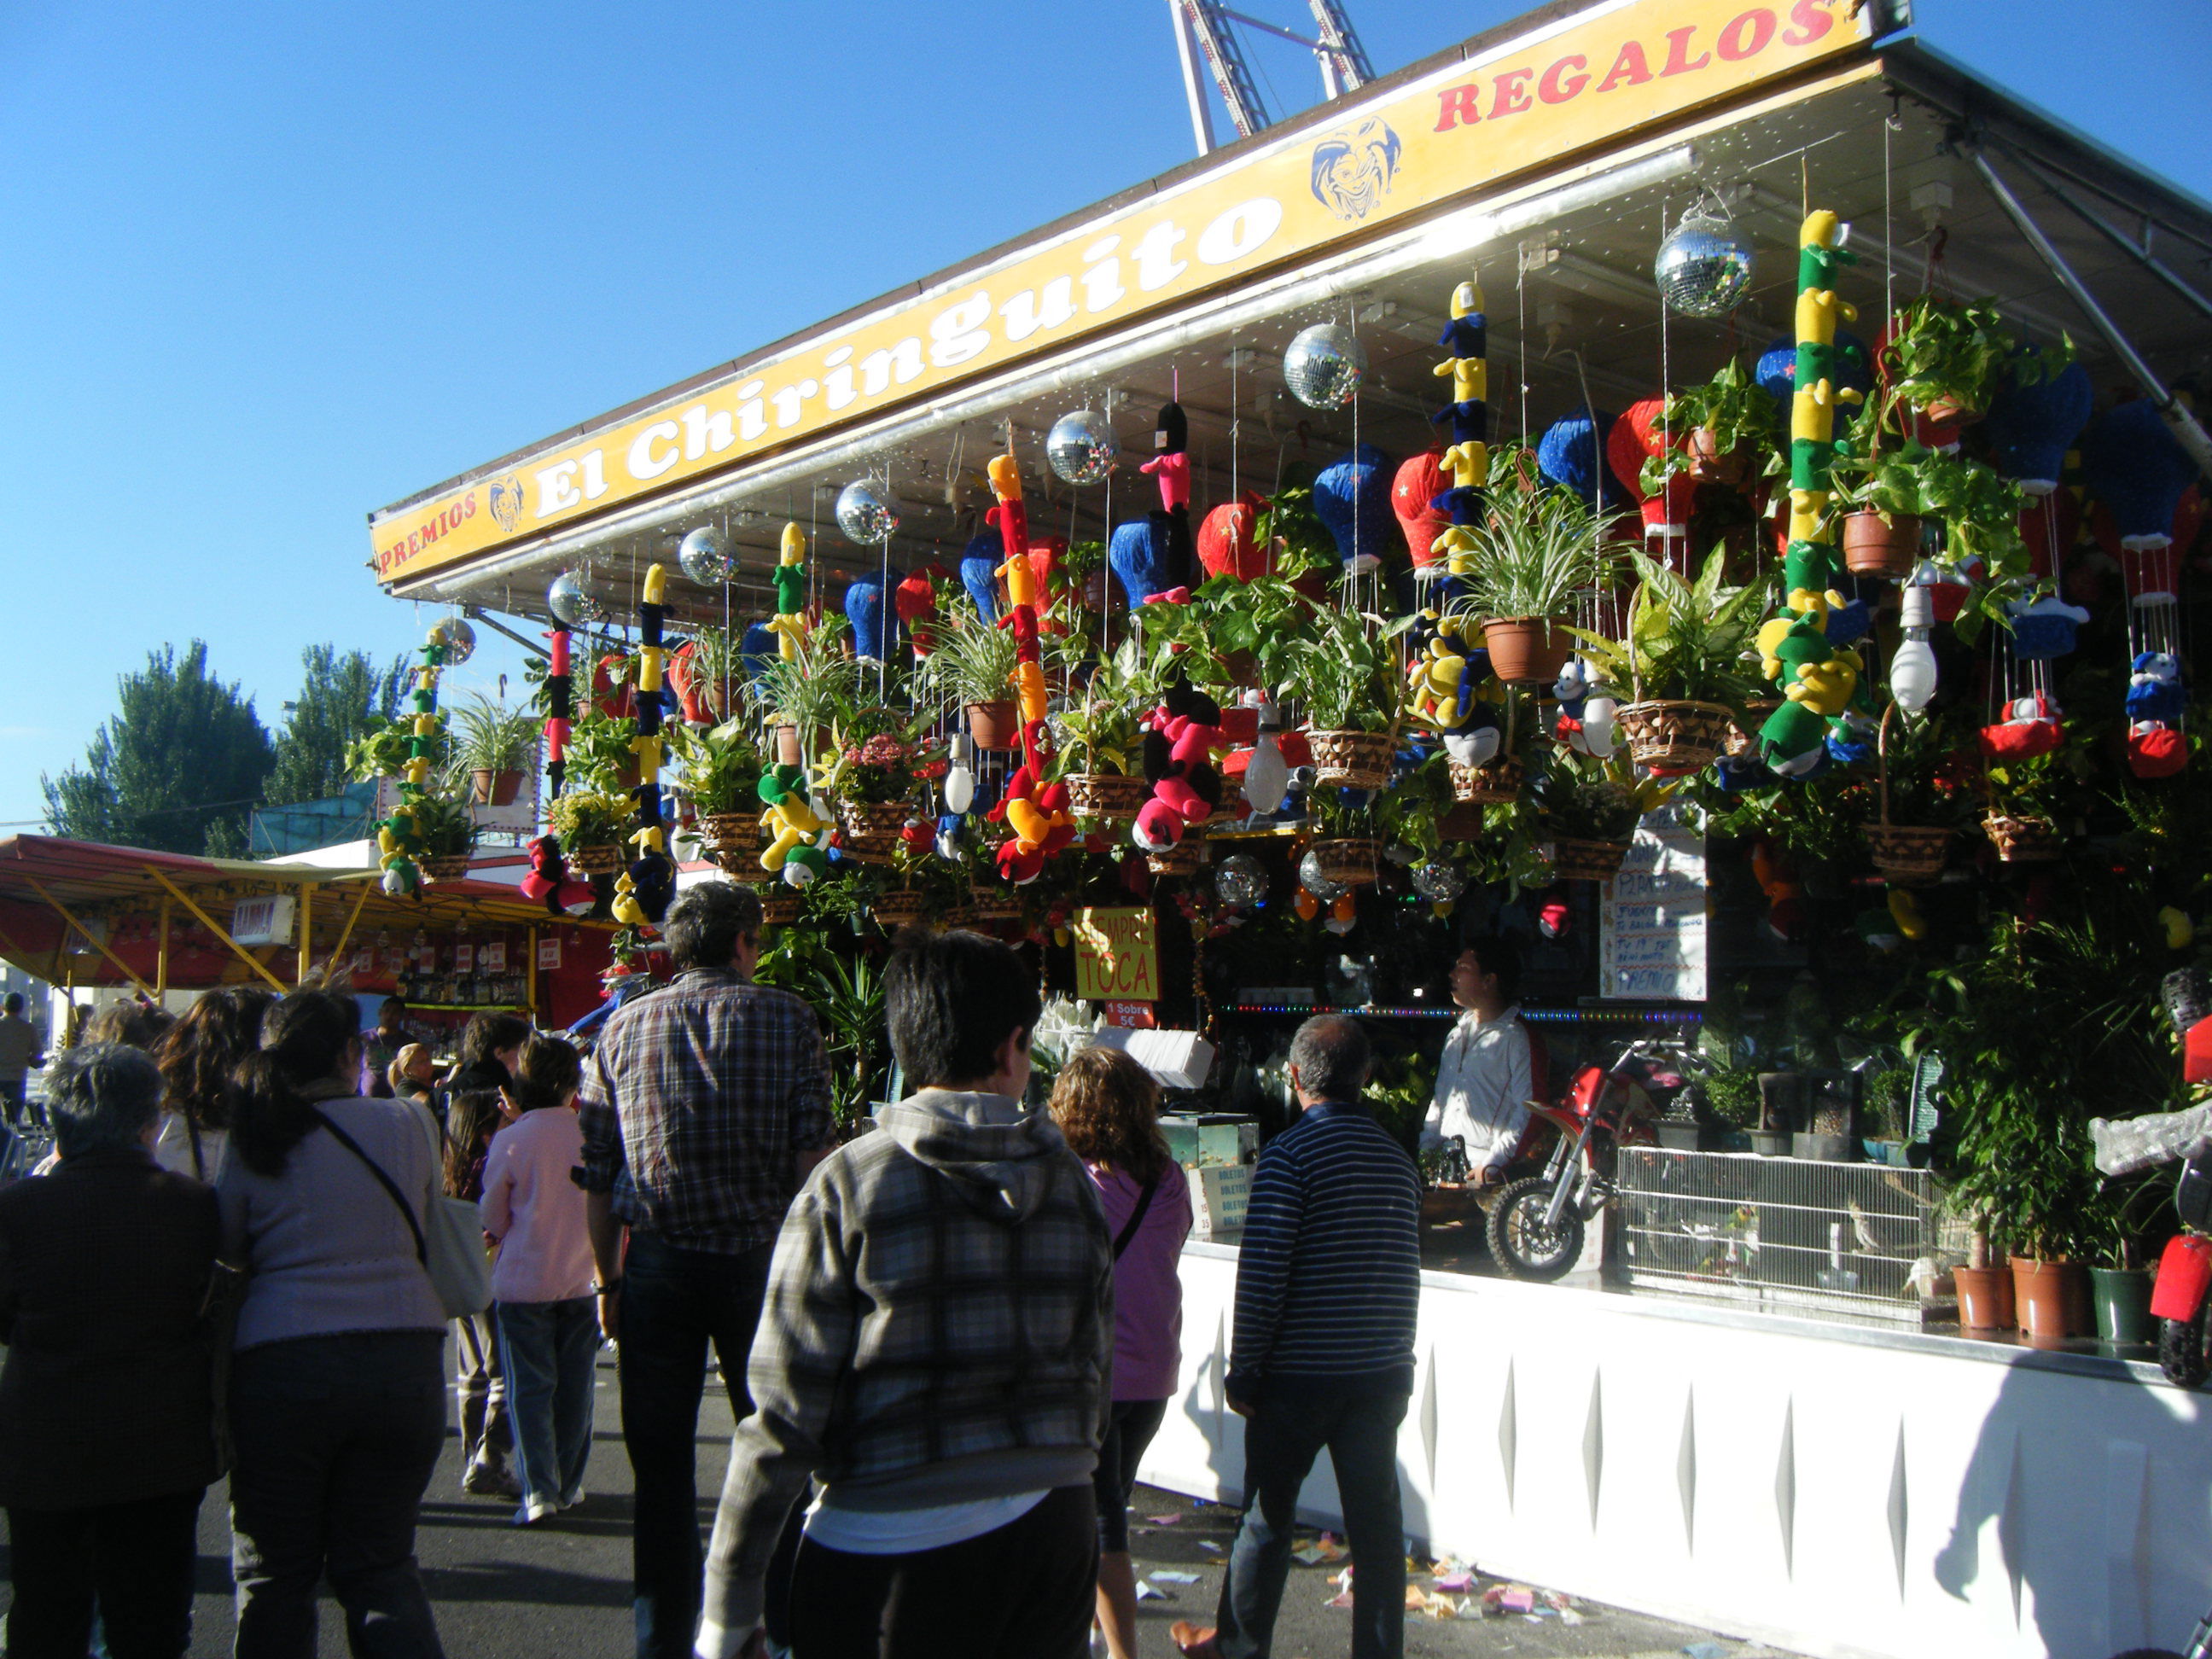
[1242,700,1290,813]
[1892,580,1939,713]
[944,734,976,815]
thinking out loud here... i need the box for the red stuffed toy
[991,726,1078,884]
[520,834,596,917]
[894,562,950,658]
[1978,691,2064,761]
[1132,684,1225,853]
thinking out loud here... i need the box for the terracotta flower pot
[1953,1265,2016,1333]
[1841,510,1922,579]
[965,701,1021,751]
[771,725,804,767]
[1687,428,1748,486]
[1305,729,1394,789]
[469,767,525,806]
[2011,1257,2087,1347]
[1481,617,1575,687]
[1616,701,1735,771]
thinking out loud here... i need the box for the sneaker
[557,1487,586,1511]
[512,1498,558,1528]
[463,1461,521,1499]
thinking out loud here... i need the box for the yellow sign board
[1074,907,1161,1003]
[371,0,1868,586]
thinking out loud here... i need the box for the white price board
[1598,803,1708,1002]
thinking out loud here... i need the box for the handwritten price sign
[1074,907,1160,1003]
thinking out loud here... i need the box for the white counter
[1138,1242,2207,1659]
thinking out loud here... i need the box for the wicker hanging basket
[1064,772,1150,823]
[1306,728,1396,789]
[417,854,474,883]
[1549,838,1631,882]
[711,847,765,879]
[1617,701,1735,770]
[1726,700,1779,759]
[839,800,912,841]
[1144,841,1208,877]
[698,812,759,851]
[1306,837,1383,887]
[567,842,625,876]
[870,891,929,930]
[969,890,1023,921]
[937,904,981,929]
[1984,812,2062,863]
[759,892,803,927]
[1449,756,1524,804]
[1863,705,1953,886]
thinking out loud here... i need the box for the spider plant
[754,614,860,758]
[1450,483,1620,624]
[919,606,1021,710]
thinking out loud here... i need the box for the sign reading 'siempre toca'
[370,0,1868,588]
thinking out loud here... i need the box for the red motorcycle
[1485,1035,1683,1281]
[2149,1150,2212,1386]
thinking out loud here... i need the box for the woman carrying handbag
[215,990,458,1659]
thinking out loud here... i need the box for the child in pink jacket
[478,1034,597,1526]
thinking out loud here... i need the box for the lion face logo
[1310,119,1402,223]
[487,474,526,533]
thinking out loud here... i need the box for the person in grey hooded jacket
[696,928,1114,1659]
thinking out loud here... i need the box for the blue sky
[2,0,2204,832]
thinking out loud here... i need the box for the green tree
[265,645,410,806]
[42,642,276,855]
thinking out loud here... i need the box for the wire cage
[1615,1149,1943,1327]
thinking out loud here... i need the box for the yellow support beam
[329,882,374,973]
[297,882,317,986]
[142,868,288,993]
[23,876,156,1001]
[155,898,172,999]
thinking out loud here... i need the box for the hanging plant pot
[1307,837,1382,888]
[1449,756,1523,805]
[418,853,474,883]
[1863,824,1952,885]
[469,768,525,806]
[1841,510,1922,578]
[711,847,765,879]
[965,701,1021,751]
[870,891,928,931]
[1481,617,1575,686]
[1725,700,1779,759]
[698,812,759,852]
[1144,841,1208,877]
[1436,802,1486,841]
[937,903,980,930]
[835,840,895,868]
[969,890,1023,922]
[771,725,805,768]
[759,892,802,927]
[566,842,625,876]
[1306,729,1394,789]
[1983,812,2061,863]
[1548,838,1631,882]
[839,800,911,843]
[1687,428,1748,486]
[1064,772,1150,823]
[1616,701,1735,770]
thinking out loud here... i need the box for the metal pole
[1996,144,2212,323]
[1169,0,1216,156]
[1965,148,2212,478]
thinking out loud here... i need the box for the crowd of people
[0,880,1428,1659]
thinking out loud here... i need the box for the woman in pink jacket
[477,1035,597,1528]
[1049,1045,1192,1659]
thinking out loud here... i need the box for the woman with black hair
[216,989,450,1658]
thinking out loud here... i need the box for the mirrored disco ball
[835,480,899,545]
[1411,861,1467,904]
[546,571,608,628]
[678,526,739,585]
[428,616,476,664]
[1283,323,1367,410]
[1045,410,1118,486]
[1654,212,1755,318]
[1214,853,1269,909]
[1296,849,1347,900]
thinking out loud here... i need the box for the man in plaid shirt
[580,880,835,1659]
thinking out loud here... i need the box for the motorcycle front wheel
[2160,1304,2212,1388]
[1487,1177,1586,1282]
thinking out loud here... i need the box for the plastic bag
[2092,1103,2212,1177]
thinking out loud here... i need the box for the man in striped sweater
[1190,1015,1422,1659]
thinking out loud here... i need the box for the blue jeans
[618,1233,777,1659]
[1215,1378,1408,1659]
[494,1297,598,1512]
[228,1330,447,1659]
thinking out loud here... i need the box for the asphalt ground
[0,1345,1786,1659]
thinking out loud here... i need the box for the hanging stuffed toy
[958,529,1004,621]
[1755,329,1873,410]
[739,621,779,678]
[987,451,1049,768]
[375,629,451,895]
[612,564,676,926]
[1985,355,2092,495]
[1197,491,1272,581]
[2127,651,2189,778]
[894,561,950,658]
[665,640,715,727]
[1132,681,1225,853]
[1757,211,1865,777]
[1605,399,1696,564]
[757,763,830,886]
[844,570,894,666]
[1550,656,1617,760]
[1392,451,1452,582]
[1978,690,2064,760]
[521,626,593,915]
[2084,399,2197,775]
[520,835,595,916]
[1132,399,1193,602]
[768,524,810,661]
[1428,278,1491,597]
[1313,444,1393,576]
[990,760,1077,884]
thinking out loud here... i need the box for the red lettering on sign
[1434,83,1482,131]
[1782,0,1834,45]
[1490,67,1534,116]
[1538,54,1590,102]
[1716,8,1776,58]
[1661,26,1712,74]
[1594,39,1654,91]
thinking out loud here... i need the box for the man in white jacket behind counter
[1418,938,1540,1183]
